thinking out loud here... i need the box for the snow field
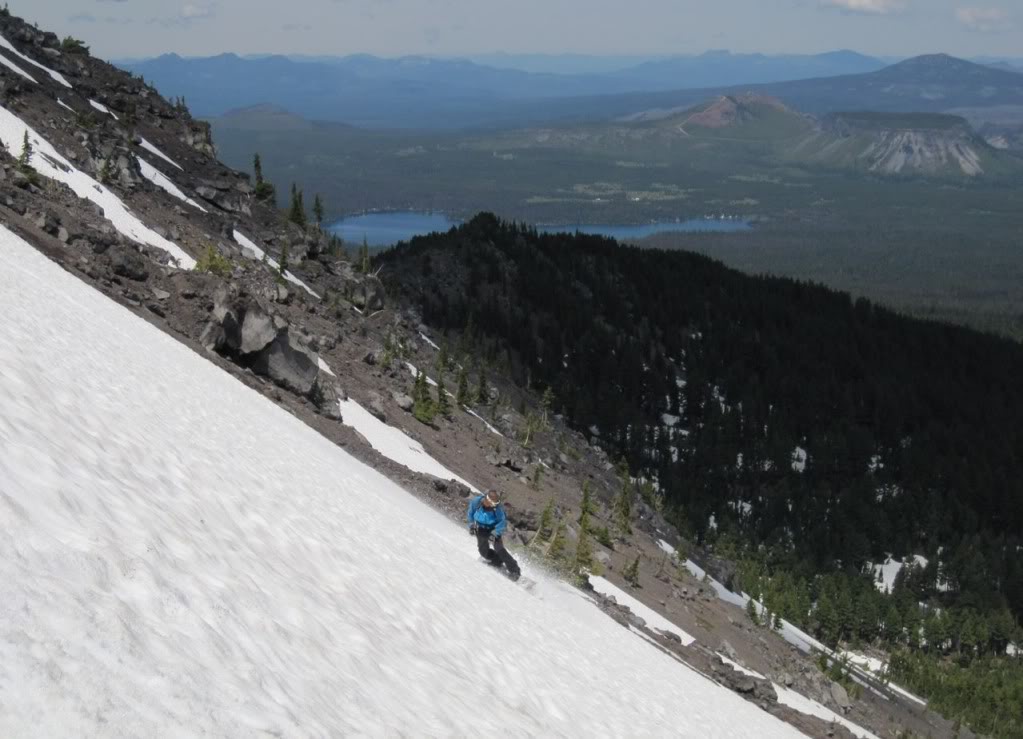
[0,103,195,269]
[0,224,803,737]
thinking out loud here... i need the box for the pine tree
[531,465,543,490]
[540,387,555,428]
[359,237,370,274]
[413,371,435,424]
[531,497,555,546]
[579,480,595,524]
[474,364,488,404]
[253,153,275,201]
[312,194,325,227]
[573,526,595,583]
[613,476,633,537]
[435,371,450,417]
[278,244,289,280]
[17,130,33,172]
[624,555,641,588]
[455,365,470,405]
[547,517,568,562]
[746,597,760,625]
[288,184,306,228]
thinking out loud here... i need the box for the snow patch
[232,230,320,299]
[773,684,880,739]
[56,98,76,114]
[0,227,802,737]
[661,413,680,427]
[317,357,335,377]
[657,539,676,556]
[138,157,207,212]
[588,576,696,646]
[791,446,807,473]
[89,99,119,120]
[0,104,194,269]
[338,397,478,492]
[0,49,36,83]
[418,332,440,351]
[466,407,504,437]
[0,33,72,87]
[139,136,182,171]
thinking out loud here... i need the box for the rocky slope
[0,10,969,738]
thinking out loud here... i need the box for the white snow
[657,539,676,556]
[720,655,764,679]
[588,575,696,646]
[791,446,807,473]
[0,104,195,269]
[138,156,208,212]
[774,684,880,739]
[232,230,320,299]
[418,331,441,351]
[139,136,183,171]
[89,98,119,120]
[466,407,504,437]
[56,98,76,114]
[870,554,928,594]
[316,357,335,377]
[842,650,885,675]
[661,412,680,427]
[0,33,72,87]
[0,226,802,738]
[406,361,438,387]
[0,49,37,83]
[338,397,478,492]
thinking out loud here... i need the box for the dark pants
[476,528,520,576]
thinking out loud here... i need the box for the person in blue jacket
[468,489,521,581]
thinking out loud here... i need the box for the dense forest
[378,215,1023,623]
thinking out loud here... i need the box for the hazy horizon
[22,0,1022,61]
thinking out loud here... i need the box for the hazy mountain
[121,49,887,129]
[609,49,884,89]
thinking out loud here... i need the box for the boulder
[367,392,386,421]
[352,275,385,312]
[239,305,277,355]
[252,327,319,396]
[109,247,149,282]
[595,550,612,569]
[392,392,414,412]
[313,381,344,420]
[829,682,851,713]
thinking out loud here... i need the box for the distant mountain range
[124,52,1023,132]
[120,50,884,128]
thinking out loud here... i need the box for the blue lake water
[330,212,752,247]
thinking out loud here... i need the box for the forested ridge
[379,215,1023,623]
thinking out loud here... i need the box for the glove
[469,524,477,536]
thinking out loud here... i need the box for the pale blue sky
[21,0,1022,60]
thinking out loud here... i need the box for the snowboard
[479,557,537,591]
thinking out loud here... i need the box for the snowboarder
[468,489,521,581]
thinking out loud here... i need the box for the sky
[21,0,1023,61]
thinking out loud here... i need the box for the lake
[329,212,752,247]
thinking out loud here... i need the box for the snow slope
[0,104,195,269]
[0,226,802,738]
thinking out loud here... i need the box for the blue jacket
[467,495,507,537]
